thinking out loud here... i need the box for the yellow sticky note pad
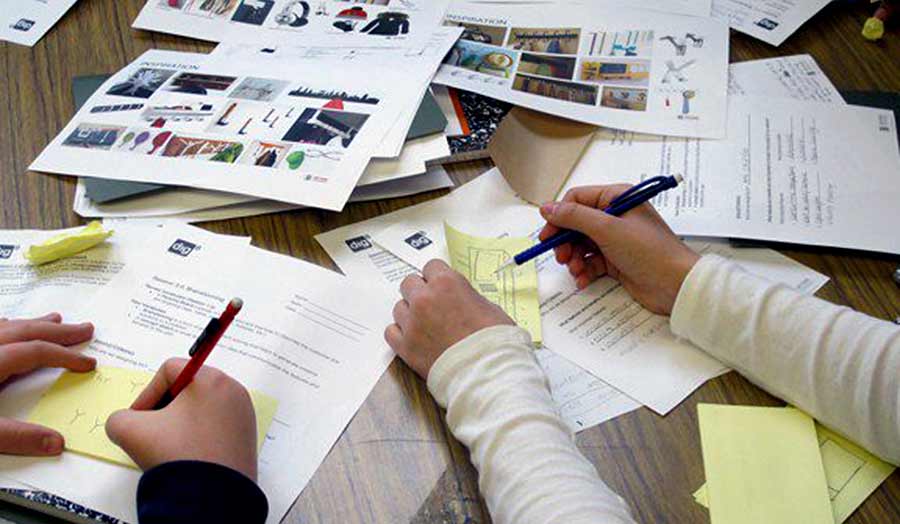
[444,223,542,343]
[25,221,113,266]
[697,404,833,524]
[693,415,895,523]
[28,368,278,469]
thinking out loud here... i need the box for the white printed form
[568,96,900,255]
[0,0,79,46]
[729,54,844,104]
[133,0,450,45]
[712,0,831,46]
[435,1,730,138]
[0,234,394,524]
[30,49,413,211]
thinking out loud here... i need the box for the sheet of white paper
[436,2,730,138]
[0,0,79,46]
[567,96,900,255]
[0,236,395,524]
[729,54,843,104]
[711,0,831,46]
[464,1,713,19]
[134,0,451,45]
[30,49,418,211]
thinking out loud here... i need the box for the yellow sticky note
[444,223,542,343]
[25,221,113,265]
[28,368,278,469]
[697,404,832,524]
[693,417,895,523]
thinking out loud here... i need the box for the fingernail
[541,202,559,216]
[42,434,63,454]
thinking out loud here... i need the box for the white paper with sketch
[729,54,843,104]
[435,2,730,138]
[30,49,417,211]
[363,170,828,414]
[0,234,394,524]
[0,0,79,46]
[567,96,900,255]
[134,0,451,45]
[712,0,831,46]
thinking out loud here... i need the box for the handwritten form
[694,420,897,523]
[28,368,277,469]
[698,404,833,524]
[444,224,542,343]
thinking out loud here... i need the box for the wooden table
[1,2,899,523]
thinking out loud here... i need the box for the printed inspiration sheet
[30,49,416,211]
[0,229,395,524]
[435,2,730,138]
[134,0,450,44]
[0,0,79,46]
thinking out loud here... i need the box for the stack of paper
[0,222,396,524]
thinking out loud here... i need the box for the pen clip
[609,176,667,208]
[189,318,221,357]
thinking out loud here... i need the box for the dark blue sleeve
[137,461,268,524]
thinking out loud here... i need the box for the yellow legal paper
[444,223,542,343]
[694,419,896,523]
[25,221,113,265]
[28,367,278,469]
[697,404,833,524]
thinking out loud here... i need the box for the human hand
[0,313,95,456]
[385,260,515,379]
[106,358,258,480]
[539,185,700,315]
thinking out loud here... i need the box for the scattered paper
[436,2,731,138]
[729,54,843,104]
[698,404,833,524]
[0,0,80,46]
[712,0,831,46]
[24,221,113,266]
[27,368,277,469]
[694,421,897,523]
[444,223,542,343]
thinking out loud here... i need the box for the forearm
[671,255,900,464]
[428,326,635,524]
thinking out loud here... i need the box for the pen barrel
[515,230,582,265]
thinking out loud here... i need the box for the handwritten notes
[694,418,896,523]
[444,223,542,343]
[28,368,278,469]
[698,404,833,524]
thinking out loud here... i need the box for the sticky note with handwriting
[444,223,542,343]
[28,367,278,469]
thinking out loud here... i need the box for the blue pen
[495,175,683,274]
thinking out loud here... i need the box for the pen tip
[230,297,244,310]
[674,174,684,184]
[494,259,514,275]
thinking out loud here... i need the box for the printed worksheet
[0,235,395,524]
[133,0,450,44]
[567,96,900,255]
[0,0,79,46]
[30,49,415,211]
[729,54,843,104]
[435,2,730,138]
[712,0,831,46]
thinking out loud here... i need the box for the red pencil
[153,298,243,409]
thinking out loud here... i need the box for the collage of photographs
[143,0,428,39]
[60,63,385,182]
[441,17,708,118]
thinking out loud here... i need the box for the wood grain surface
[1,1,898,523]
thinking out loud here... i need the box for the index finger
[562,184,634,209]
[130,358,189,410]
[422,259,452,282]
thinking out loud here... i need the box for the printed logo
[345,236,373,253]
[168,239,198,257]
[755,18,779,31]
[11,19,35,32]
[0,245,17,259]
[404,232,433,251]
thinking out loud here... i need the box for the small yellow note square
[28,367,278,469]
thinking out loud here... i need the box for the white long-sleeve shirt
[427,254,900,524]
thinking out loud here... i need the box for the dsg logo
[168,239,198,257]
[404,232,433,251]
[0,245,17,260]
[345,236,373,253]
[11,19,35,32]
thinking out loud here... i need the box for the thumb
[0,418,64,456]
[540,201,620,246]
